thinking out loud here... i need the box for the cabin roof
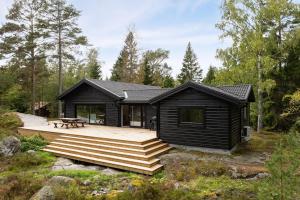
[58,79,255,104]
[149,81,255,105]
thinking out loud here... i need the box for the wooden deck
[18,124,171,175]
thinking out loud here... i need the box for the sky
[0,0,230,78]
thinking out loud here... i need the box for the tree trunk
[57,2,63,118]
[31,52,36,115]
[257,54,263,133]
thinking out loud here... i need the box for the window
[179,107,204,124]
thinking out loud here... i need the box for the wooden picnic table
[54,118,86,129]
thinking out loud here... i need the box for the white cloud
[0,0,229,78]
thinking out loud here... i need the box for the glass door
[76,104,106,125]
[76,105,89,123]
[130,105,142,127]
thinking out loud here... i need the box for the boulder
[27,150,36,154]
[47,176,76,185]
[30,186,54,200]
[52,157,103,171]
[0,136,21,157]
[82,179,92,186]
[101,168,121,175]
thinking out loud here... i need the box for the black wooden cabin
[59,79,255,151]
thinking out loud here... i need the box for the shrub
[0,112,23,131]
[8,151,55,170]
[0,127,17,141]
[257,130,300,200]
[20,135,48,152]
[0,172,45,200]
[52,182,85,200]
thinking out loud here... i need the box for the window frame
[177,106,206,127]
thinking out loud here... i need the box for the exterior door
[76,104,106,125]
[122,105,130,126]
[122,105,143,127]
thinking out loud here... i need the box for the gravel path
[16,112,48,127]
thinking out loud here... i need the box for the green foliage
[177,42,203,84]
[280,90,300,130]
[0,112,23,131]
[111,30,139,83]
[48,170,102,180]
[202,66,216,85]
[2,84,29,112]
[142,56,154,85]
[190,175,256,199]
[52,182,84,200]
[20,135,48,152]
[0,172,45,200]
[86,48,102,79]
[0,128,16,141]
[257,130,300,200]
[7,152,55,171]
[216,0,300,129]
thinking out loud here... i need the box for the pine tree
[0,0,50,114]
[110,49,127,81]
[86,48,102,79]
[143,57,154,85]
[177,42,202,84]
[203,66,216,85]
[46,0,87,116]
[110,30,138,83]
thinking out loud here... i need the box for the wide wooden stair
[43,134,172,175]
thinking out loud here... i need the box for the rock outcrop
[0,136,21,157]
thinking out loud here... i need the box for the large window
[179,107,204,125]
[76,104,105,125]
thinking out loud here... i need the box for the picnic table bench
[53,118,86,129]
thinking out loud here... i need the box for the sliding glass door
[76,104,105,125]
[130,105,142,127]
[122,105,143,127]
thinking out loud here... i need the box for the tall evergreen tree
[177,42,202,84]
[0,0,49,114]
[110,30,138,83]
[161,63,175,88]
[203,66,216,85]
[111,49,127,81]
[142,57,154,85]
[47,0,87,116]
[86,48,102,79]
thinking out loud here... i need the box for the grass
[189,175,257,199]
[235,131,281,154]
[0,112,23,131]
[0,112,23,140]
[0,151,56,175]
[0,172,46,200]
[48,169,104,180]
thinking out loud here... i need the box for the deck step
[54,138,168,154]
[44,145,159,167]
[43,149,163,175]
[49,142,171,160]
[59,134,158,145]
[58,135,161,150]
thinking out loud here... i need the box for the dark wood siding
[159,88,231,149]
[144,105,156,129]
[230,106,241,148]
[62,83,119,126]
